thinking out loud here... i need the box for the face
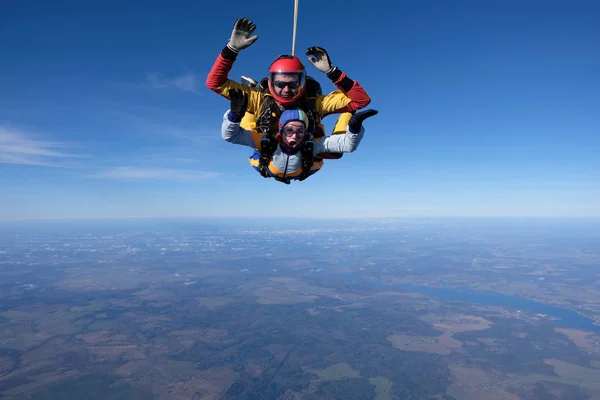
[281,121,306,148]
[272,73,301,100]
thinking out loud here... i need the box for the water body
[340,272,600,333]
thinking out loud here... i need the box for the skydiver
[221,88,378,184]
[205,17,371,138]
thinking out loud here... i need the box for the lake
[340,272,600,334]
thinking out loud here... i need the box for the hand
[227,18,258,52]
[305,47,334,74]
[229,88,248,121]
[348,109,378,133]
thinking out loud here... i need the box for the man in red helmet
[205,17,371,136]
[265,54,308,107]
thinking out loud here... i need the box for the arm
[319,70,371,115]
[205,46,264,114]
[221,110,260,148]
[205,46,238,95]
[313,109,379,154]
[221,88,262,149]
[205,18,263,113]
[314,126,365,154]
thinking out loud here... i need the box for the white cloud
[144,72,202,93]
[92,166,219,181]
[0,125,82,167]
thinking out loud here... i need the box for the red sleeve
[331,71,371,112]
[205,52,235,97]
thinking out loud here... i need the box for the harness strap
[257,136,278,178]
[296,140,314,181]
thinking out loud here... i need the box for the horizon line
[1,215,600,222]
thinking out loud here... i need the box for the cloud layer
[0,125,81,167]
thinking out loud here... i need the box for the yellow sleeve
[218,80,264,115]
[332,112,352,135]
[250,130,263,150]
[315,90,352,117]
[241,112,257,131]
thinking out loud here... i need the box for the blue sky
[1,0,599,219]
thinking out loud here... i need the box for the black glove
[228,88,248,122]
[306,47,335,75]
[348,109,378,133]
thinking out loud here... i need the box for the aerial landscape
[1,217,599,399]
[2,0,598,398]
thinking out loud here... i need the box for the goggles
[282,125,306,137]
[273,80,301,89]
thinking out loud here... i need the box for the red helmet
[267,55,306,106]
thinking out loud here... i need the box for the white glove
[227,18,259,53]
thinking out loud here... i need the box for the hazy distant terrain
[1,217,599,399]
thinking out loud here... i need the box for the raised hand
[305,46,335,74]
[227,18,259,52]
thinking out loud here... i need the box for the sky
[1,0,599,219]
